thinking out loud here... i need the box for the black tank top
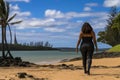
[82,37,93,43]
[80,37,94,48]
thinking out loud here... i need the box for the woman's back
[82,37,93,43]
[81,32,93,43]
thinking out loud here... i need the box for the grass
[107,44,120,52]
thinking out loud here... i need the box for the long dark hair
[81,22,93,34]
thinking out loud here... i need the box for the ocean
[0,51,81,64]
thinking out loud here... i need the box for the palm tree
[0,0,22,58]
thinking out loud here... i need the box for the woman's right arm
[76,32,82,53]
[92,31,98,52]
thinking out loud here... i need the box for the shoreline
[0,57,120,80]
[0,52,120,80]
[60,51,120,62]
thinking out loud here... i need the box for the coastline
[60,51,120,62]
[0,52,120,80]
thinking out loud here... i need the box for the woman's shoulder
[80,31,84,36]
[82,31,92,37]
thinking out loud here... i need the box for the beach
[0,56,120,80]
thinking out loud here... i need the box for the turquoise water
[0,51,81,64]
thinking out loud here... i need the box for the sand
[0,57,120,80]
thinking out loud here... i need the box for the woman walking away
[76,22,98,75]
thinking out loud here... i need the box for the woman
[76,22,98,75]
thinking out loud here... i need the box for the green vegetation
[0,41,57,50]
[0,42,58,51]
[112,13,120,30]
[107,44,120,52]
[97,6,120,46]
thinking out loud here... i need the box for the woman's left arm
[91,31,98,52]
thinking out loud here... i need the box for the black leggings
[80,44,94,73]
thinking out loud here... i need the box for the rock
[27,74,34,78]
[34,78,48,80]
[60,59,70,62]
[69,57,82,61]
[16,72,48,80]
[93,52,120,59]
[17,72,27,78]
[0,56,36,67]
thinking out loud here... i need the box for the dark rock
[61,64,68,67]
[60,59,70,62]
[56,64,82,70]
[34,78,48,80]
[18,61,31,67]
[92,66,108,68]
[69,57,82,61]
[93,52,120,59]
[0,56,36,67]
[27,74,34,78]
[17,72,27,78]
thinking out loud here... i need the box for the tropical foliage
[0,0,22,58]
[112,13,120,31]
[97,6,120,46]
[107,44,120,52]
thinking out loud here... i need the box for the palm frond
[10,21,22,25]
[7,13,17,22]
[0,0,8,20]
[5,2,9,20]
[0,0,6,16]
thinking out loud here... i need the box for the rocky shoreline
[0,52,120,80]
[61,52,120,62]
[0,51,120,67]
[0,56,37,67]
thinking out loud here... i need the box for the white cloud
[85,3,98,7]
[9,10,31,24]
[65,12,108,19]
[10,4,20,11]
[104,0,120,7]
[84,7,92,11]
[11,11,31,17]
[14,18,68,29]
[44,27,66,32]
[11,8,108,31]
[9,4,31,18]
[45,9,108,19]
[65,21,82,29]
[68,32,80,37]
[12,32,52,43]
[45,9,64,18]
[6,0,30,3]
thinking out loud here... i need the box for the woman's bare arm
[91,31,98,52]
[76,32,82,53]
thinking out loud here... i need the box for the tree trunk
[4,27,13,59]
[2,26,5,58]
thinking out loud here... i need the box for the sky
[1,0,120,48]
